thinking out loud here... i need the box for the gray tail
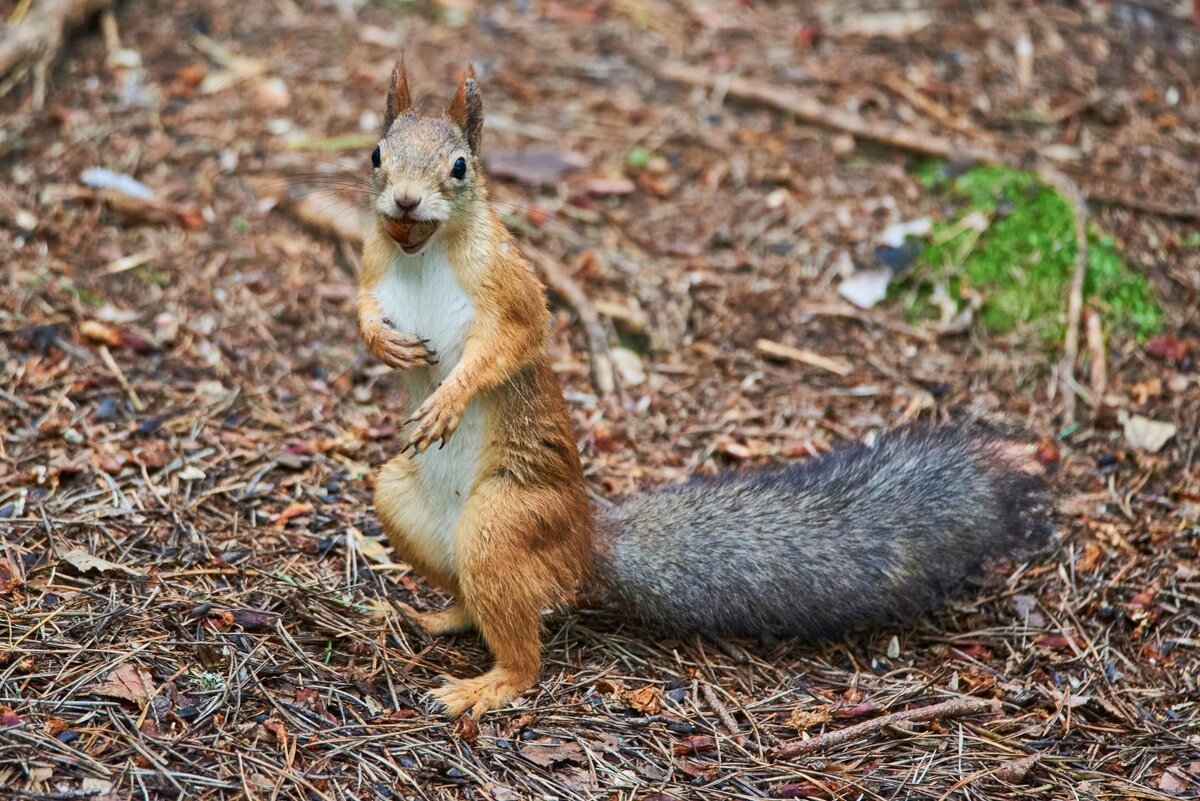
[591,425,1052,639]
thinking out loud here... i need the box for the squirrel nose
[394,193,422,213]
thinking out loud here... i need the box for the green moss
[901,163,1162,344]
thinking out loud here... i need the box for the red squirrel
[358,60,1050,716]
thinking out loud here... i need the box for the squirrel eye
[451,157,467,180]
[371,146,381,169]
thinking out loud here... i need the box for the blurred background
[2,2,1199,799]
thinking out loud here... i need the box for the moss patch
[900,162,1162,344]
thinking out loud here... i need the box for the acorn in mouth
[383,216,438,254]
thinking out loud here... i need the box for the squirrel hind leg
[430,481,586,716]
[427,582,542,715]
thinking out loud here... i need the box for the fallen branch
[0,0,114,107]
[773,697,998,759]
[524,244,618,400]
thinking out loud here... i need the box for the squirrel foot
[430,667,532,717]
[363,319,438,369]
[399,602,474,636]
[405,383,467,453]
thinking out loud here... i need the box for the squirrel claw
[404,390,465,454]
[365,323,437,370]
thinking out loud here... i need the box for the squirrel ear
[446,67,483,154]
[384,57,413,132]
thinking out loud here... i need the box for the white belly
[373,247,483,574]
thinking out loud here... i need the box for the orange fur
[360,62,592,716]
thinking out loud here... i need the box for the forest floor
[2,1,1199,799]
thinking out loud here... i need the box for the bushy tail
[591,426,1052,639]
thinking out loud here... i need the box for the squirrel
[357,59,1051,717]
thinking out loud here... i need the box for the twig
[524,244,618,400]
[755,338,852,376]
[701,683,739,736]
[1086,308,1107,406]
[1041,169,1089,424]
[773,698,999,759]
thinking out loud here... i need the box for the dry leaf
[610,347,646,386]
[275,502,313,526]
[59,547,145,576]
[0,559,20,595]
[454,713,480,743]
[520,738,586,768]
[261,718,288,749]
[886,635,901,659]
[1121,413,1176,453]
[79,319,123,346]
[625,685,663,714]
[993,754,1039,784]
[27,766,52,785]
[672,735,716,755]
[834,10,932,37]
[787,706,831,732]
[350,526,392,565]
[92,664,155,704]
[1146,334,1189,362]
[1154,769,1189,796]
[582,176,635,196]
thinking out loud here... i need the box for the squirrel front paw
[362,318,438,369]
[405,383,467,453]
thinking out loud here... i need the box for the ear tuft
[446,66,483,154]
[384,57,413,132]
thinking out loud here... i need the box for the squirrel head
[370,58,485,256]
